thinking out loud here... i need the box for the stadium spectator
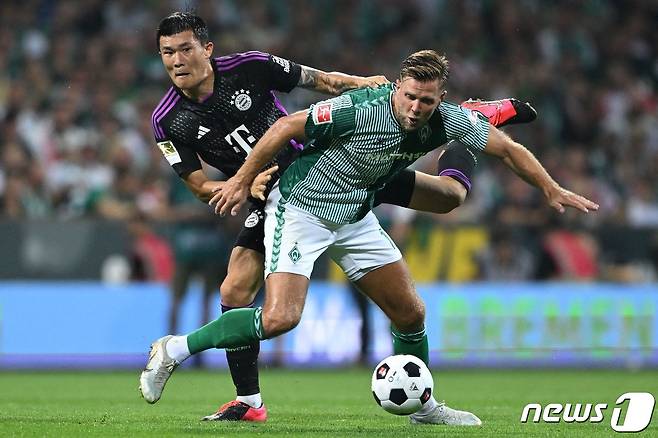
[475,229,536,281]
[535,226,600,281]
[127,214,174,283]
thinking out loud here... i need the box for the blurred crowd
[0,0,657,281]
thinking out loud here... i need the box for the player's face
[393,77,445,131]
[159,30,213,91]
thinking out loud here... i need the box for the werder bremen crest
[288,242,302,264]
[419,124,431,143]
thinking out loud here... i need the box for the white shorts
[264,186,402,281]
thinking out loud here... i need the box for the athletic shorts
[263,186,402,281]
[234,205,266,254]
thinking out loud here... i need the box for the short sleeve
[265,54,302,93]
[304,95,356,144]
[154,137,202,178]
[439,102,490,152]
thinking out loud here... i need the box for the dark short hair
[156,12,209,51]
[400,50,450,86]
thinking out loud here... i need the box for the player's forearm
[194,181,225,202]
[485,129,598,214]
[502,141,560,196]
[233,117,295,185]
[320,72,366,95]
[485,127,559,197]
[184,170,223,202]
[298,66,371,95]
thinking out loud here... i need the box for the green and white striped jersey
[278,83,490,224]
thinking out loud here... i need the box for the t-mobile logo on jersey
[225,124,256,155]
[520,392,655,432]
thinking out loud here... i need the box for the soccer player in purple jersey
[140,11,539,422]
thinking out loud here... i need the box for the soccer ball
[371,354,434,415]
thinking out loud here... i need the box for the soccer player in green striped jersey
[148,50,598,426]
[212,49,596,425]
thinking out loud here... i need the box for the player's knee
[448,183,468,211]
[434,179,467,213]
[262,309,302,338]
[444,187,467,212]
[220,276,259,307]
[392,299,425,332]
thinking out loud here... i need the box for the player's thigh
[263,188,334,279]
[221,207,267,305]
[354,259,425,332]
[328,211,402,283]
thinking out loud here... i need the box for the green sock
[187,308,264,354]
[391,325,429,366]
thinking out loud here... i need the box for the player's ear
[204,41,214,58]
[440,89,447,100]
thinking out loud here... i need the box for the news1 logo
[521,392,655,432]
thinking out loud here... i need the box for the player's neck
[181,66,215,102]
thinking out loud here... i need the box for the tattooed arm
[298,65,388,96]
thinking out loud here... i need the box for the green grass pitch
[1,368,656,437]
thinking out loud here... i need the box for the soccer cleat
[201,400,268,422]
[460,98,537,127]
[409,401,482,426]
[139,335,180,404]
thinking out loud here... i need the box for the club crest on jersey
[231,89,252,111]
[288,242,302,264]
[313,103,333,125]
[419,125,431,143]
[244,211,262,228]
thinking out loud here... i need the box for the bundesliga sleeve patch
[157,140,182,165]
[312,102,333,125]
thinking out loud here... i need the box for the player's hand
[208,176,250,217]
[209,181,225,193]
[251,165,278,201]
[546,186,599,214]
[364,75,389,88]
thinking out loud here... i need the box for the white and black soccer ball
[371,354,434,415]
